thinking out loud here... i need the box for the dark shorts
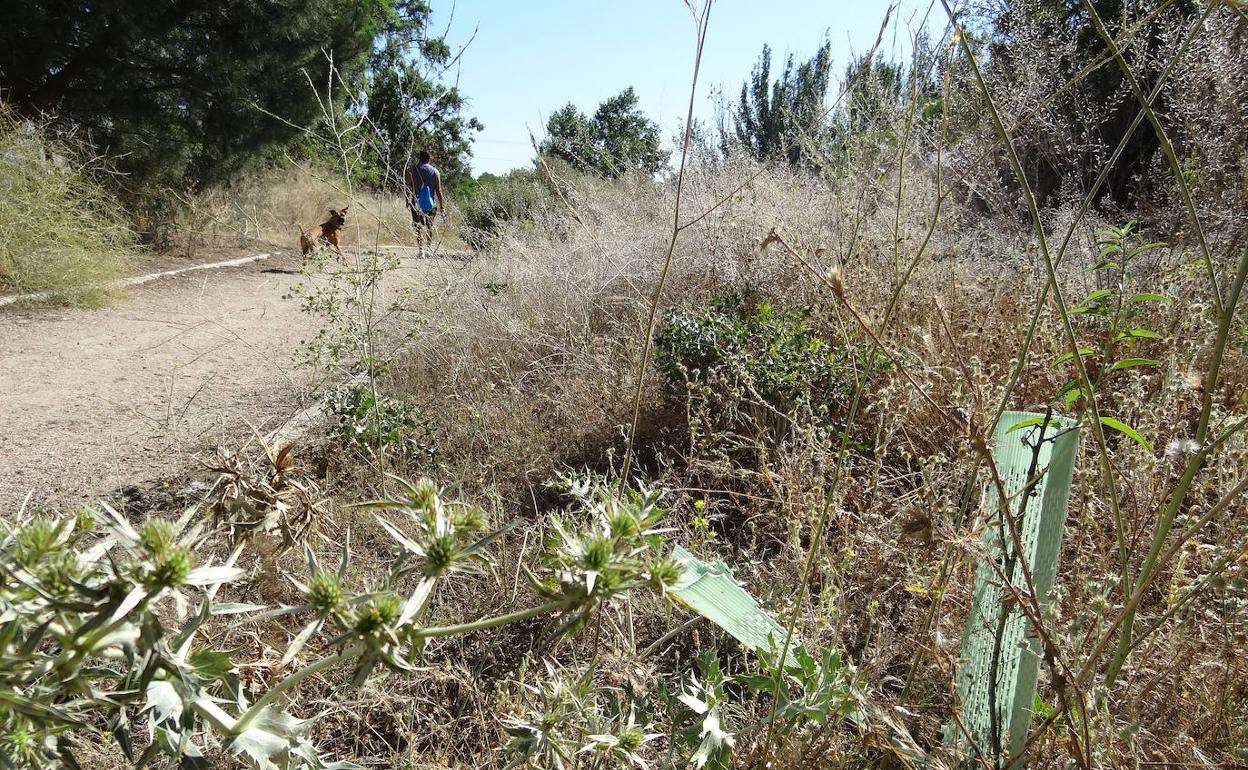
[411,207,437,227]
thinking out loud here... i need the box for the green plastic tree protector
[671,544,802,659]
[947,410,1080,767]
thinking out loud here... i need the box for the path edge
[0,252,273,308]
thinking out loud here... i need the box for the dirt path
[0,247,448,512]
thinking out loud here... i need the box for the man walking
[405,150,446,254]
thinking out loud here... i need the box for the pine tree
[1,0,388,189]
[344,0,482,191]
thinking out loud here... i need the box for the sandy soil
[0,247,453,512]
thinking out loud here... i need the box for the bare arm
[404,167,414,208]
[435,171,446,211]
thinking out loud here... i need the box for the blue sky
[433,1,948,176]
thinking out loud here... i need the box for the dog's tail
[295,222,308,236]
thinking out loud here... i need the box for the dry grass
[341,131,1248,765]
[162,164,467,257]
[16,4,1248,767]
[47,73,1242,770]
[0,106,136,305]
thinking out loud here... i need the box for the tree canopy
[845,56,904,134]
[975,0,1198,207]
[341,0,482,191]
[540,88,668,178]
[0,0,480,193]
[1,0,387,188]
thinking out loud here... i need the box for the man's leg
[414,202,429,244]
[411,207,428,253]
[423,210,437,252]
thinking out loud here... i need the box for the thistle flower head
[649,558,684,593]
[146,546,194,588]
[14,518,60,567]
[307,570,346,615]
[139,518,178,557]
[35,552,81,596]
[608,507,640,540]
[422,532,459,577]
[353,594,400,637]
[409,478,438,514]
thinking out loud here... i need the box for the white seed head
[1165,438,1202,460]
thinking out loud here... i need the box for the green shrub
[0,106,135,305]
[324,382,437,460]
[457,168,554,247]
[654,292,882,427]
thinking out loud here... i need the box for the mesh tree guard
[946,410,1080,767]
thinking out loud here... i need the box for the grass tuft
[0,106,135,306]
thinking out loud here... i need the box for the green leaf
[1073,289,1113,313]
[375,516,423,555]
[1062,386,1084,410]
[1099,417,1153,452]
[1034,695,1055,719]
[184,565,246,586]
[234,604,306,629]
[279,620,324,666]
[144,680,184,725]
[304,542,320,576]
[1084,259,1121,272]
[1115,328,1162,341]
[1052,347,1097,366]
[1127,293,1168,304]
[398,577,437,627]
[1128,241,1167,258]
[111,714,135,761]
[1006,417,1047,434]
[189,650,235,682]
[293,741,365,770]
[210,602,267,616]
[227,706,306,768]
[1107,358,1160,372]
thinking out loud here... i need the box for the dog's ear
[328,209,339,217]
[339,206,349,214]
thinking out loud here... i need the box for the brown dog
[298,207,348,257]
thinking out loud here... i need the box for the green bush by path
[324,382,438,462]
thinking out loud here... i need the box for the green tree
[975,0,1198,208]
[541,104,599,173]
[733,40,833,167]
[342,0,482,191]
[1,0,386,190]
[845,56,904,134]
[541,88,668,178]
